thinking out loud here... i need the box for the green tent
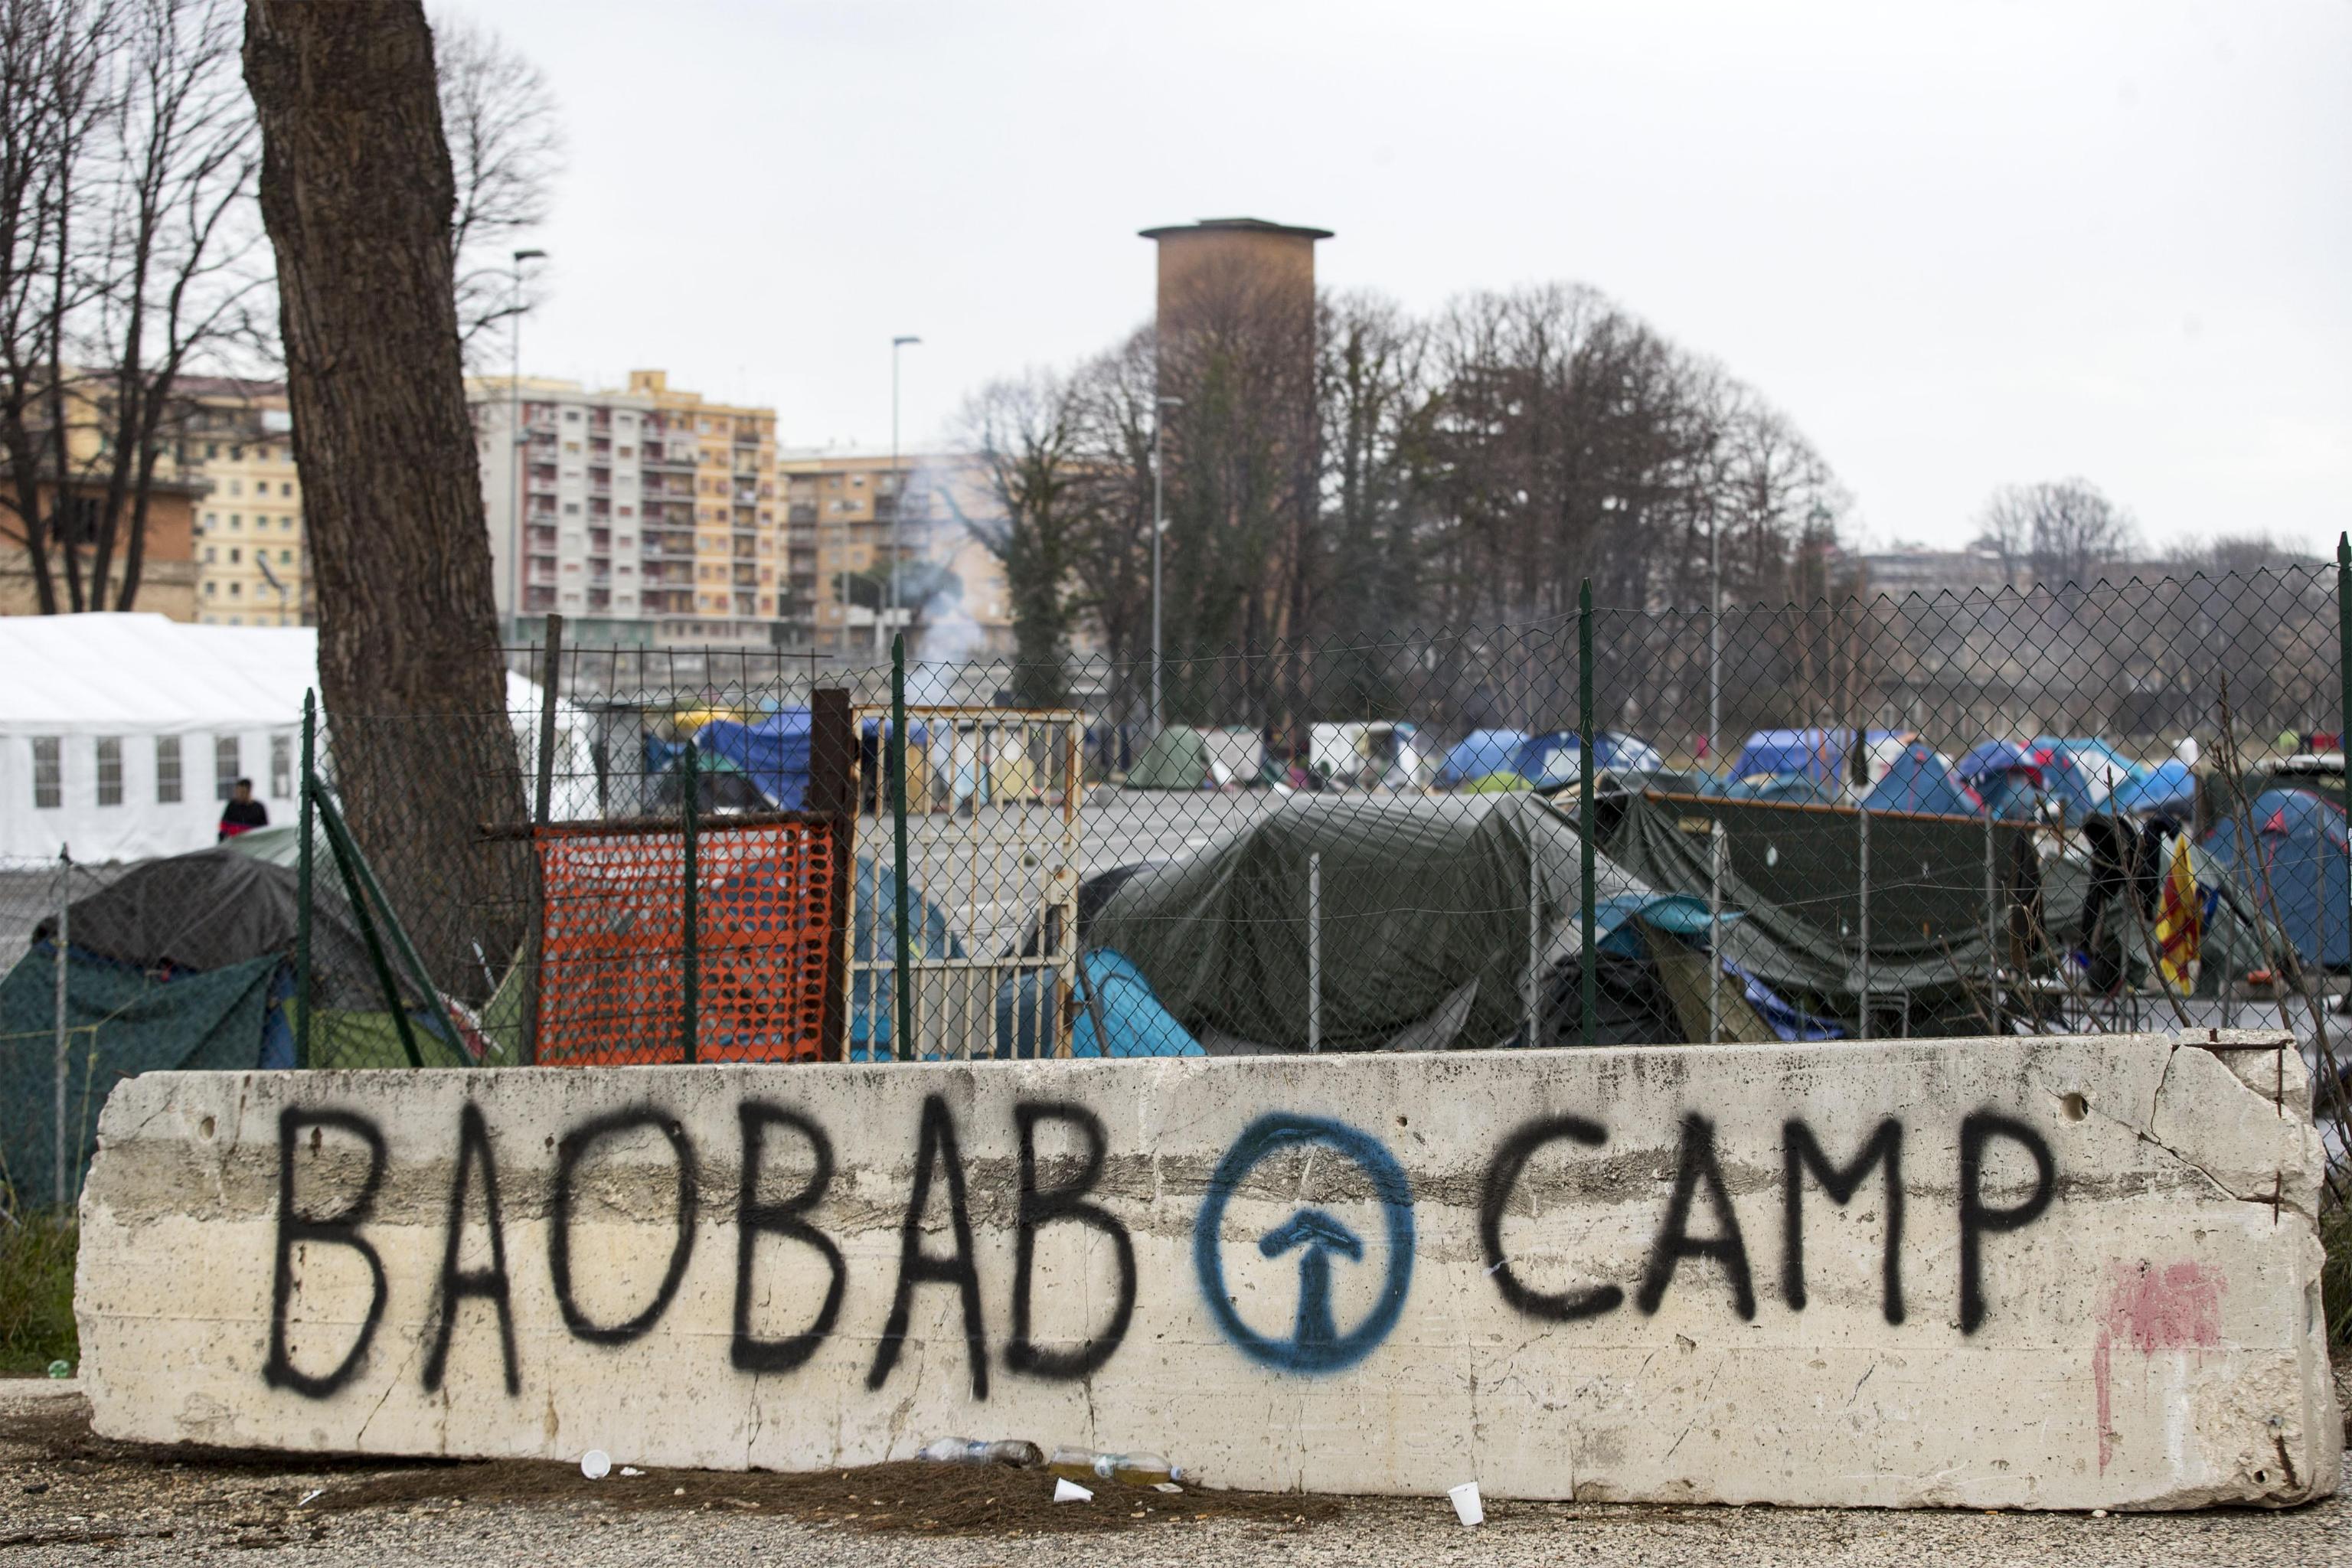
[1092,793,1648,1053]
[1126,725,1261,790]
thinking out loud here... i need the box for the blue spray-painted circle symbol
[1191,1112,1415,1374]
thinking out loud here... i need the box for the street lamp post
[508,248,546,639]
[1151,394,1182,736]
[1707,499,1720,767]
[886,335,921,659]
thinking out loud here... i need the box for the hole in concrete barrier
[2256,1469,2268,1483]
[198,1116,216,1140]
[1396,1116,1409,1128]
[2061,1093,2088,1122]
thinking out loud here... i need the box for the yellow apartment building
[175,379,305,626]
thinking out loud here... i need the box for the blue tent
[995,949,1205,1060]
[1731,728,1909,786]
[1437,727,1530,787]
[2202,790,2350,969]
[1956,740,2044,820]
[2028,737,2148,821]
[697,710,812,809]
[845,855,965,1060]
[1861,743,1981,816]
[1514,731,1668,787]
[2111,759,2197,816]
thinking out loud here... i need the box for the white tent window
[270,733,293,799]
[156,737,182,803]
[32,737,60,808]
[96,737,122,807]
[214,736,240,801]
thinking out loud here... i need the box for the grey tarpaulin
[1606,789,2033,1028]
[29,847,416,1012]
[1093,792,1648,1054]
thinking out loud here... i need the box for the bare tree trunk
[243,0,524,997]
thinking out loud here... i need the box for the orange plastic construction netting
[534,820,838,1065]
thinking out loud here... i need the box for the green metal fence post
[2337,534,2351,971]
[890,634,913,1061]
[1578,579,1597,1047]
[680,740,699,1065]
[296,691,315,1069]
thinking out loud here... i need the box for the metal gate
[847,705,1084,1060]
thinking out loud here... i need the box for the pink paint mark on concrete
[2092,1259,2225,1472]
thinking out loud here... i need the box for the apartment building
[779,449,1015,660]
[0,370,202,620]
[473,370,783,646]
[175,379,305,626]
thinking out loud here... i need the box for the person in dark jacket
[217,778,268,840]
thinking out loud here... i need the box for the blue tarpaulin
[696,710,811,809]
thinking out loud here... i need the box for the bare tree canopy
[432,9,560,356]
[1972,478,2143,590]
[0,0,263,613]
[948,276,1857,732]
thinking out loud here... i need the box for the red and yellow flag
[2155,831,2201,993]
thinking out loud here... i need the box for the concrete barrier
[78,1031,2338,1509]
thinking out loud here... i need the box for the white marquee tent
[0,614,588,863]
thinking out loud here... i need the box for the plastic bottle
[1045,1447,1187,1488]
[916,1437,1044,1468]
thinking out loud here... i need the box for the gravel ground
[5,1385,2344,1568]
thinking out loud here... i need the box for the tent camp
[1436,728,1530,789]
[1091,792,1655,1053]
[1126,725,1263,790]
[2202,789,2350,969]
[1860,743,1981,816]
[0,847,469,1207]
[0,614,591,861]
[1514,731,1668,789]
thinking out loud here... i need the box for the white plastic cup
[1449,1480,1484,1526]
[580,1449,612,1481]
[1053,1478,1094,1504]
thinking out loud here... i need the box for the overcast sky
[458,0,2350,557]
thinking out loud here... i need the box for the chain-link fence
[2,853,140,1212]
[9,564,2351,1205]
